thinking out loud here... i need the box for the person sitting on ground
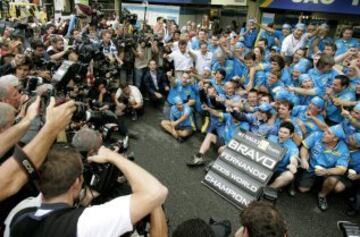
[298,124,350,211]
[161,97,194,143]
[268,121,299,191]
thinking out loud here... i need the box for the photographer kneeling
[10,143,168,237]
[115,82,144,121]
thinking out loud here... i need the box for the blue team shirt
[243,113,272,137]
[303,131,350,172]
[170,104,193,129]
[240,28,258,49]
[222,113,242,144]
[269,135,299,172]
[349,150,360,173]
[335,38,360,56]
[240,69,266,90]
[292,105,325,134]
[308,68,338,88]
[326,88,356,123]
[269,117,303,140]
[341,118,360,144]
[212,59,246,82]
[260,31,276,49]
[167,80,197,105]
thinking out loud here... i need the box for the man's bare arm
[0,98,76,201]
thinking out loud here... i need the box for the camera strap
[13,144,40,190]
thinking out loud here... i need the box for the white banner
[211,0,247,6]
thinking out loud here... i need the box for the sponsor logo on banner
[211,159,263,196]
[202,129,285,209]
[227,139,278,171]
[203,171,256,208]
[220,149,272,183]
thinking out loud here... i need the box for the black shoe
[176,137,184,143]
[345,207,359,217]
[318,196,328,211]
[186,157,205,167]
[131,111,138,121]
[288,181,296,197]
[204,161,215,173]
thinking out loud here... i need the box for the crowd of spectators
[0,6,359,237]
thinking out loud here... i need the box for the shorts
[215,136,225,148]
[338,175,354,189]
[297,169,340,189]
[207,123,225,136]
[175,125,192,132]
[268,171,283,184]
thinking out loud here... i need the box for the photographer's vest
[10,203,85,237]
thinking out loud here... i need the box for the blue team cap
[299,74,312,83]
[258,103,273,113]
[235,42,245,49]
[293,63,306,73]
[275,90,289,101]
[351,133,360,146]
[282,24,291,29]
[275,90,298,105]
[310,96,325,110]
[203,66,211,72]
[174,96,183,104]
[270,45,280,52]
[319,23,329,30]
[329,124,346,140]
[354,103,360,112]
[295,23,306,30]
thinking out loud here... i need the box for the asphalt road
[126,104,359,237]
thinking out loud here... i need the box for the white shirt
[191,50,213,75]
[167,49,194,71]
[5,195,133,237]
[171,41,192,52]
[115,85,143,105]
[281,33,307,57]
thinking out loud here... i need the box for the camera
[209,217,232,237]
[25,76,44,95]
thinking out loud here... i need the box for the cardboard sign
[202,129,285,209]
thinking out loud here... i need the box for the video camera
[120,8,137,25]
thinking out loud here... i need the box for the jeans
[134,67,146,89]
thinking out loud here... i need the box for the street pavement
[126,104,359,237]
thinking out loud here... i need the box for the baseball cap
[270,45,280,52]
[329,124,346,140]
[295,23,306,30]
[235,42,245,49]
[258,103,273,113]
[319,23,329,30]
[293,63,306,73]
[282,24,291,29]
[174,96,183,104]
[299,74,312,84]
[310,96,325,110]
[353,103,360,112]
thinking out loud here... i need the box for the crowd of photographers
[0,4,359,237]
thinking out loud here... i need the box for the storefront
[258,0,360,38]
